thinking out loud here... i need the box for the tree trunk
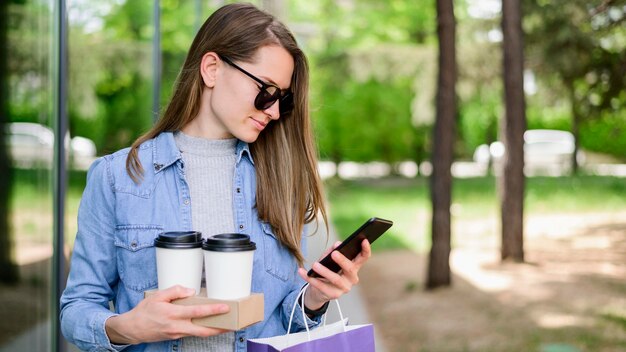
[426,0,456,289]
[500,0,526,262]
[0,0,19,284]
[567,82,580,174]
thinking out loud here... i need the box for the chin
[237,132,261,144]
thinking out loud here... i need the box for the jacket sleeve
[281,230,324,332]
[60,157,129,352]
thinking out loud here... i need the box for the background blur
[0,0,624,351]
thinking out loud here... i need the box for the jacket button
[239,224,244,229]
[239,337,244,343]
[183,199,190,205]
[236,188,241,193]
[130,241,137,248]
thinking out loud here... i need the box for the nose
[264,100,281,120]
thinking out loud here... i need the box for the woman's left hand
[297,239,372,311]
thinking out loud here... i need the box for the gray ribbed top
[175,131,237,239]
[174,131,236,351]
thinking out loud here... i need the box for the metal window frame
[52,0,68,351]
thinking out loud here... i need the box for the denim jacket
[60,132,320,352]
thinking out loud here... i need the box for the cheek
[215,83,257,116]
[211,87,238,117]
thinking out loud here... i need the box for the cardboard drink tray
[144,289,264,330]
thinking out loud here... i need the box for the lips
[250,117,268,130]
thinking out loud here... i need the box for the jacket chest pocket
[261,222,296,282]
[114,225,162,292]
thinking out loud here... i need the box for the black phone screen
[307,217,393,277]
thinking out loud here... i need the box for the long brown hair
[125,3,327,265]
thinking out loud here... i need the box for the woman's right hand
[105,285,231,345]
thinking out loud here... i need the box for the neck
[182,90,231,140]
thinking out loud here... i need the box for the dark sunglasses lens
[279,93,294,115]
[254,87,281,110]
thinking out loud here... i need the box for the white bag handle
[286,283,346,341]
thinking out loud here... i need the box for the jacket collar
[152,132,254,174]
[236,139,254,165]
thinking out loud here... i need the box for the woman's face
[206,45,295,142]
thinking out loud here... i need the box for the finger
[300,267,345,301]
[330,251,359,283]
[153,285,196,302]
[171,303,230,320]
[311,261,351,292]
[298,268,330,300]
[298,267,310,281]
[353,239,372,265]
[318,240,341,260]
[297,267,330,287]
[318,241,343,260]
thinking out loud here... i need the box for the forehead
[248,45,294,90]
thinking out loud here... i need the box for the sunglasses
[220,55,294,115]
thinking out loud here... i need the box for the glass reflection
[1,1,206,350]
[1,1,54,351]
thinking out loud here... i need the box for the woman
[60,3,371,352]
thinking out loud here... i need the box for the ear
[200,52,220,88]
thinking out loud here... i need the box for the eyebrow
[258,75,289,92]
[259,76,277,87]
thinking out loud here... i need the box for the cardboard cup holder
[144,289,264,330]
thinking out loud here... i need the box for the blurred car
[473,129,584,176]
[5,122,97,170]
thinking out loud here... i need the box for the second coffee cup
[202,233,256,300]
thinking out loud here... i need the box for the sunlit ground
[326,176,626,351]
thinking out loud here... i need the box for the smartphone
[307,217,393,277]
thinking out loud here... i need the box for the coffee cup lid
[154,231,203,249]
[202,233,256,252]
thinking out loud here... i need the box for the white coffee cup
[154,231,203,295]
[202,233,256,300]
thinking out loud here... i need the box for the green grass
[325,175,626,253]
[9,168,86,245]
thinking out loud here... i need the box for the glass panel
[63,0,157,350]
[0,1,55,351]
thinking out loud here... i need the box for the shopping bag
[247,284,375,352]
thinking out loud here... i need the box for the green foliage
[5,0,625,161]
[315,77,417,163]
[458,89,500,156]
[525,103,572,141]
[309,0,436,163]
[7,2,52,126]
[523,0,626,158]
[580,109,626,160]
[69,0,201,153]
[159,0,204,107]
